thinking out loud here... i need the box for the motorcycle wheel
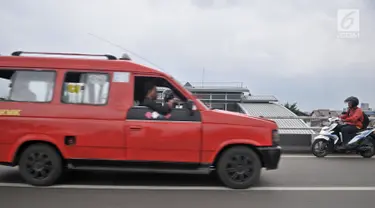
[359,141,375,158]
[311,139,330,157]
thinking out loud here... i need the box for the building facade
[184,82,247,112]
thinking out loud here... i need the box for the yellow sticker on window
[0,109,22,116]
[67,84,81,93]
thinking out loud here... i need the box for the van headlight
[272,129,280,146]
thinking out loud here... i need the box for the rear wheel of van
[18,144,63,186]
[216,146,261,189]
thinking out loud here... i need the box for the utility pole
[202,67,205,87]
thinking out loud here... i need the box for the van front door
[126,106,202,163]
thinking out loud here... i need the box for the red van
[0,51,281,189]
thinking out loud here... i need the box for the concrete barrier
[280,134,312,154]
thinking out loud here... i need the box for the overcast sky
[1,0,374,111]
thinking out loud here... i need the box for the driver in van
[339,96,364,149]
[140,81,178,115]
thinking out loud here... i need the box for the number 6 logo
[341,11,355,30]
[337,9,359,32]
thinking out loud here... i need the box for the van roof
[0,52,166,76]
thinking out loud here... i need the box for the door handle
[129,126,142,131]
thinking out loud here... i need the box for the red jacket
[340,107,364,129]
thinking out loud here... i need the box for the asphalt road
[0,155,375,208]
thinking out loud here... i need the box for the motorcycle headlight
[272,129,280,146]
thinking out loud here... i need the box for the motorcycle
[311,117,375,158]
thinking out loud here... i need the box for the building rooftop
[238,103,315,135]
[241,95,278,103]
[183,82,250,93]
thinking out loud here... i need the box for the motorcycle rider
[338,96,364,149]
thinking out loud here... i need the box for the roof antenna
[88,33,166,72]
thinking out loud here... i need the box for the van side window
[127,76,201,122]
[62,72,110,105]
[0,69,55,102]
[133,76,187,107]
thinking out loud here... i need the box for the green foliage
[283,102,308,116]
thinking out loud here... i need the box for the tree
[283,102,308,116]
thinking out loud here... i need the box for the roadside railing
[259,116,375,122]
[258,116,375,151]
[258,116,375,132]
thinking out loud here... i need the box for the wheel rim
[25,152,53,180]
[314,141,328,155]
[225,154,254,183]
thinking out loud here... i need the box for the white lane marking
[1,183,375,191]
[281,155,374,158]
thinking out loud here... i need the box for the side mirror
[186,100,194,110]
[186,100,194,115]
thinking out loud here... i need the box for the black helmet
[344,96,359,107]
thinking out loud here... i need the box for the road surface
[0,155,374,208]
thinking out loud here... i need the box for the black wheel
[360,142,375,158]
[311,139,330,157]
[18,144,63,186]
[216,146,261,189]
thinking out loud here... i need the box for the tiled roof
[238,103,315,135]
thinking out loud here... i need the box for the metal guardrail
[258,116,375,131]
[261,116,375,120]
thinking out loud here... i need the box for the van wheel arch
[13,141,65,166]
[212,144,264,168]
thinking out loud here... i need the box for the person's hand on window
[167,98,179,108]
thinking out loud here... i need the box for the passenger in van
[140,81,178,115]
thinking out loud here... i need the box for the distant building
[238,97,314,135]
[361,103,370,111]
[184,81,247,112]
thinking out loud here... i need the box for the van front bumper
[258,146,282,170]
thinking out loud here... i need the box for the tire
[360,141,375,158]
[311,139,330,158]
[18,144,63,186]
[216,146,261,189]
